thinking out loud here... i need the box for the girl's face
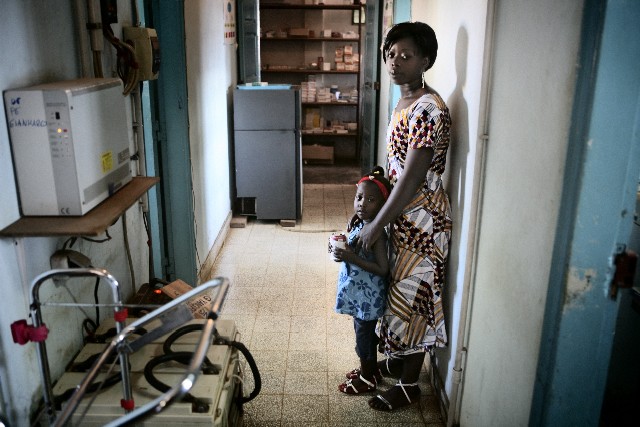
[385,37,429,86]
[354,181,385,223]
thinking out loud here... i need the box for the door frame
[358,1,381,173]
[147,0,198,284]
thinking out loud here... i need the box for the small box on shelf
[303,144,334,164]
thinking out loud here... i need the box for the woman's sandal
[368,380,420,411]
[345,358,398,381]
[338,375,377,394]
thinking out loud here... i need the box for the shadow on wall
[439,25,470,365]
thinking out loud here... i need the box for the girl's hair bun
[371,166,385,176]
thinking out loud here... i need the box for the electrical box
[123,26,160,81]
[3,78,132,216]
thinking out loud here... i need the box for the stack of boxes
[301,75,317,103]
[335,44,359,71]
[316,87,332,103]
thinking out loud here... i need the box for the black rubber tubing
[162,324,262,403]
[142,351,211,413]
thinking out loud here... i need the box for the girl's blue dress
[334,222,388,321]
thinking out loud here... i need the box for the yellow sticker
[101,151,113,173]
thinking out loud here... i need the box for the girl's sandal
[338,375,377,394]
[345,358,398,381]
[368,380,420,411]
[345,367,383,382]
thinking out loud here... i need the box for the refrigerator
[233,85,303,220]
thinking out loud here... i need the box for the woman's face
[385,37,428,86]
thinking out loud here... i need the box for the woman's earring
[421,72,426,88]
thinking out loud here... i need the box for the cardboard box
[303,144,334,164]
[289,28,310,37]
[161,279,219,319]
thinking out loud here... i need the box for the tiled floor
[210,184,445,426]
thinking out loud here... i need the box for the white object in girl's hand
[329,233,347,261]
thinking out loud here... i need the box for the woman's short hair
[382,21,438,70]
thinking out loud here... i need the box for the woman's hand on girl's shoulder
[356,222,381,253]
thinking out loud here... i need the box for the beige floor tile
[288,332,326,351]
[250,350,288,373]
[242,394,283,422]
[281,395,329,422]
[287,350,328,372]
[283,371,328,396]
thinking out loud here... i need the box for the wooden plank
[279,219,296,228]
[0,177,159,237]
[230,216,247,228]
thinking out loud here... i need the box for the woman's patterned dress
[376,92,452,355]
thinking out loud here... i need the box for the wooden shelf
[0,176,159,237]
[262,69,359,75]
[302,131,358,137]
[261,37,360,42]
[303,101,357,106]
[260,3,361,11]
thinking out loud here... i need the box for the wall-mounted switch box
[123,27,160,81]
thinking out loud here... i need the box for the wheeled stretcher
[11,269,259,426]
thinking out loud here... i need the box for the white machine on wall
[3,77,132,216]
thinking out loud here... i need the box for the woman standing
[356,21,452,411]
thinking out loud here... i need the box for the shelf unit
[0,177,159,237]
[259,1,364,163]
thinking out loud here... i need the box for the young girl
[333,166,392,394]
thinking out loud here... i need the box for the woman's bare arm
[357,146,433,252]
[334,232,389,277]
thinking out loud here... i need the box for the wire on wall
[102,24,139,95]
[122,212,137,294]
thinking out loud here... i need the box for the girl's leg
[339,318,379,394]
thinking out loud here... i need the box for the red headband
[357,175,390,200]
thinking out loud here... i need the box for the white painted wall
[410,1,489,408]
[184,0,235,280]
[458,0,584,425]
[0,1,149,424]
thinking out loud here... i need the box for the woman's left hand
[356,221,382,253]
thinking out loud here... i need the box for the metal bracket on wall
[609,244,638,299]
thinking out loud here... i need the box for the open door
[237,0,260,84]
[358,1,381,173]
[531,0,640,424]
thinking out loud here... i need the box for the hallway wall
[0,1,149,424]
[409,1,490,413]
[184,0,236,281]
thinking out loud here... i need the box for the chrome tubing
[54,277,229,427]
[29,268,128,425]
